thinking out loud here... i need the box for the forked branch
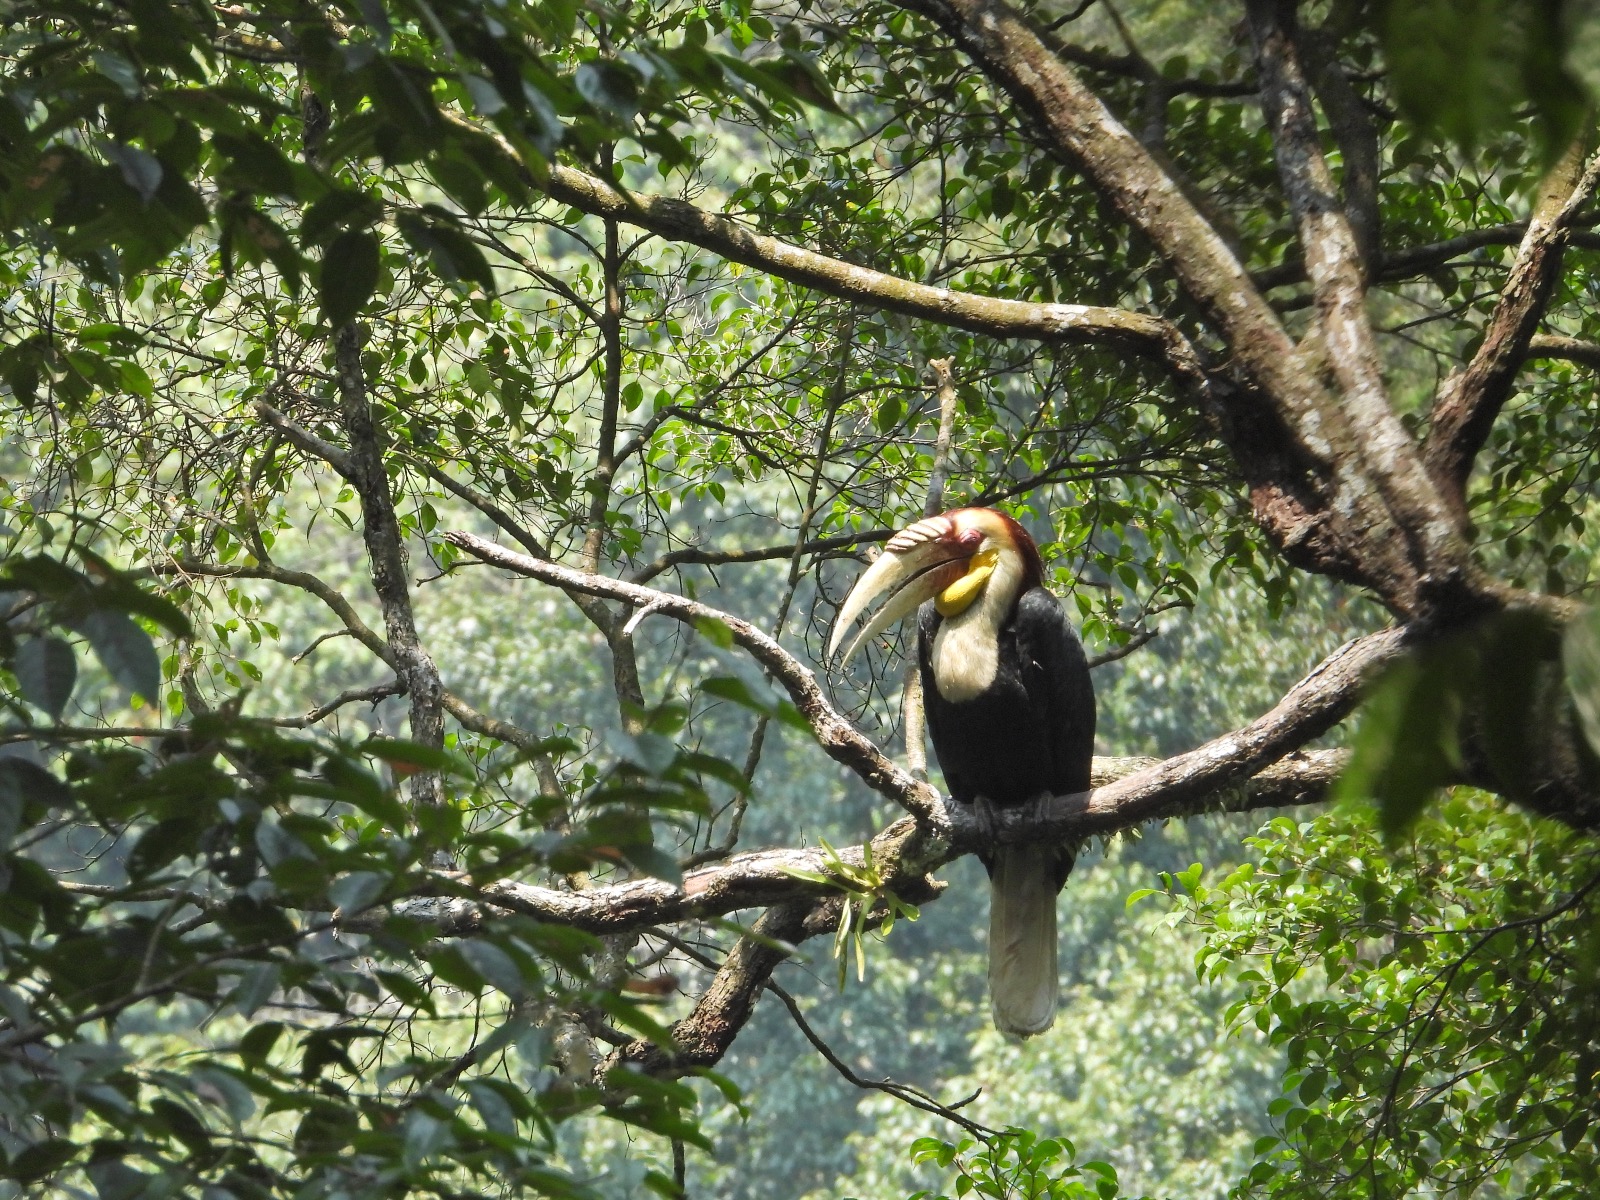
[1424,146,1600,506]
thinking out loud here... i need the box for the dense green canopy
[2,0,1600,1196]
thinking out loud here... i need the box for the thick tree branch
[430,105,1211,385]
[343,745,1356,942]
[539,163,1196,365]
[892,0,1292,396]
[1300,26,1380,271]
[1525,334,1600,370]
[1424,146,1600,505]
[598,898,838,1077]
[363,741,1355,1084]
[1248,0,1460,605]
[891,0,1468,616]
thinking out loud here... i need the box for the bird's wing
[1012,587,1096,796]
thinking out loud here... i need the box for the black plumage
[827,505,1095,1034]
[918,586,1095,886]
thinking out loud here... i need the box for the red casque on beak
[827,514,979,668]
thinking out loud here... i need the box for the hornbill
[828,508,1095,1036]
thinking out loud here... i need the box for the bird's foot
[971,794,1005,844]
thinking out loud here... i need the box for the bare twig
[1085,624,1159,668]
[333,325,446,810]
[1525,334,1600,371]
[766,980,996,1136]
[269,680,403,728]
[628,529,894,585]
[903,357,962,780]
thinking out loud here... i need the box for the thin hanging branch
[903,356,962,781]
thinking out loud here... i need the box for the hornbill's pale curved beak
[827,516,987,668]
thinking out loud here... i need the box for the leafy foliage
[0,558,724,1197]
[902,1128,1128,1200]
[1,0,1599,1196]
[1381,0,1591,165]
[1167,800,1600,1199]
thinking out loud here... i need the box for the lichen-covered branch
[1300,25,1380,270]
[1525,334,1600,371]
[1248,0,1463,605]
[438,113,1206,384]
[538,162,1202,373]
[331,326,446,808]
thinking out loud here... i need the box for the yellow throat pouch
[935,548,998,617]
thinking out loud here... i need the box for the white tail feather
[987,843,1058,1037]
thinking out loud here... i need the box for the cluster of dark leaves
[0,553,734,1199]
[1380,0,1594,166]
[0,0,840,397]
[1164,798,1600,1200]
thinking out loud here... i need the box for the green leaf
[360,737,473,777]
[320,229,381,328]
[231,963,280,1018]
[1335,645,1467,837]
[574,60,641,122]
[0,760,66,846]
[14,635,76,719]
[301,188,383,247]
[1476,609,1561,797]
[693,616,734,648]
[396,211,495,292]
[237,1022,284,1066]
[1125,887,1158,910]
[7,1138,77,1183]
[74,609,162,703]
[1382,0,1585,164]
[75,548,194,637]
[456,939,530,996]
[622,840,683,886]
[328,870,387,914]
[102,141,162,203]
